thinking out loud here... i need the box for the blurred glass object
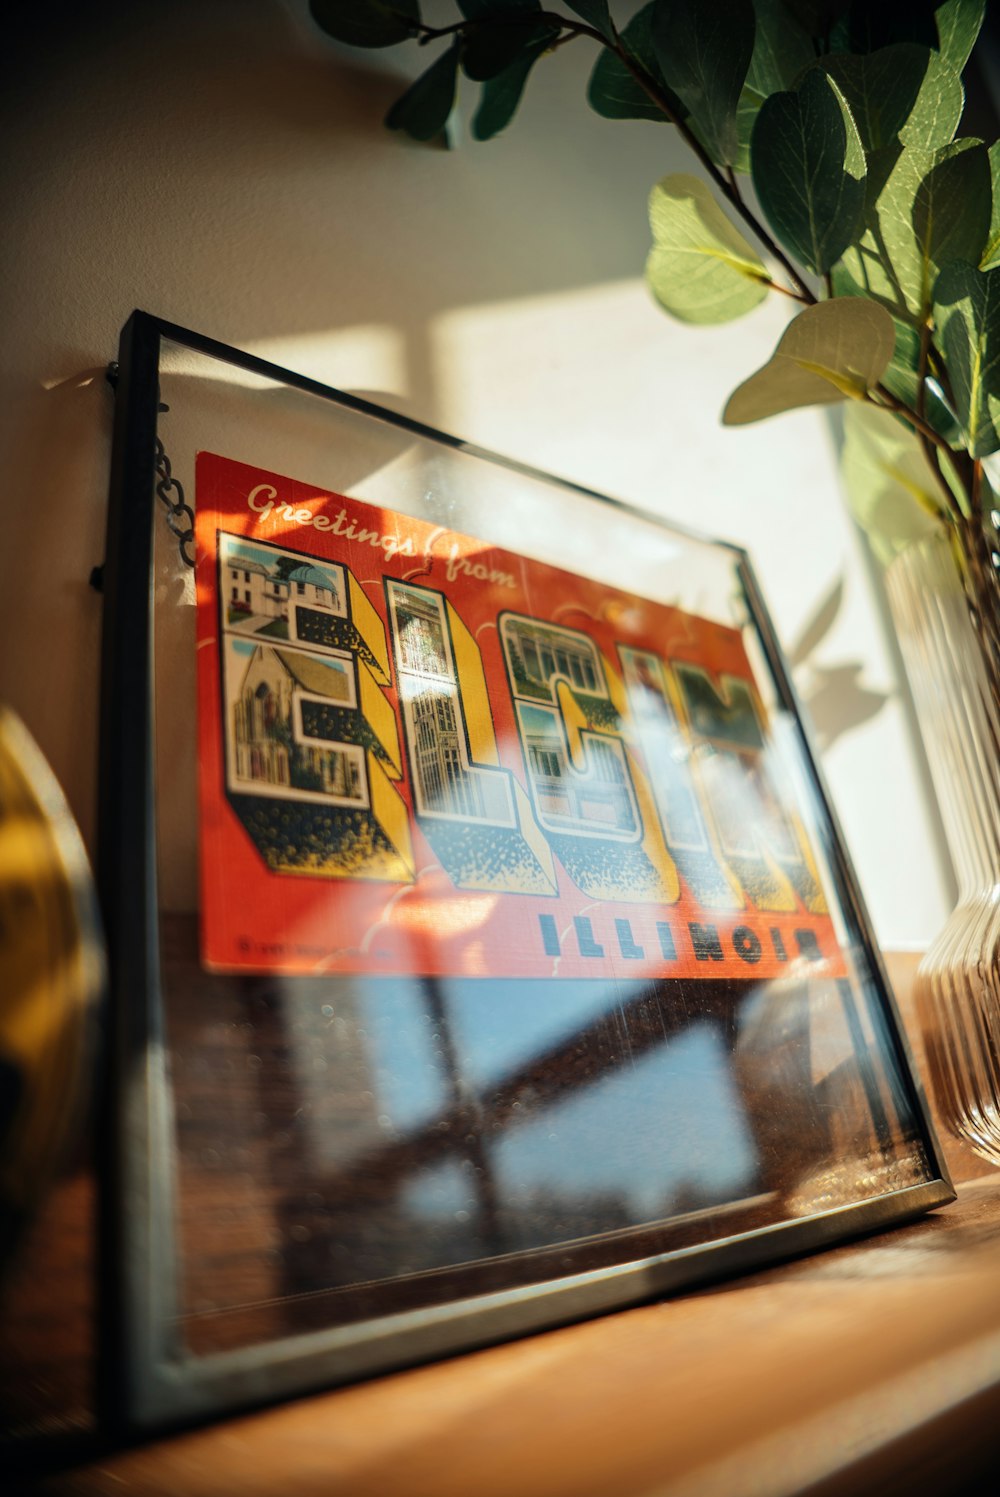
[0,707,103,1275]
[887,530,1000,1167]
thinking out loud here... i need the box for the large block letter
[387,580,556,894]
[500,613,678,902]
[219,532,413,882]
[619,647,742,910]
[674,664,826,914]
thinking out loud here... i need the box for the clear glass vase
[884,528,1000,1167]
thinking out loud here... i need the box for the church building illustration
[231,643,363,803]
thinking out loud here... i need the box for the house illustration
[227,558,288,618]
[233,645,361,799]
[225,553,340,619]
[286,563,339,612]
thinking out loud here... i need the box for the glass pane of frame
[98,312,952,1433]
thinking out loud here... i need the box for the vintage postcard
[196,453,842,981]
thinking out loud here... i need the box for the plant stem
[416,12,608,47]
[916,433,959,522]
[916,320,930,422]
[616,55,817,304]
[925,344,954,406]
[417,10,815,300]
[416,19,469,43]
[871,382,955,460]
[412,7,984,546]
[765,278,811,304]
[900,318,959,520]
[865,376,972,523]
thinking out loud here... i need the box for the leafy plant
[310,0,1000,667]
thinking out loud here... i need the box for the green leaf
[462,17,557,80]
[723,299,896,424]
[588,3,685,123]
[882,321,962,442]
[910,143,991,286]
[733,85,763,175]
[780,1,850,40]
[841,402,943,564]
[933,260,1000,457]
[564,1,615,40]
[730,0,815,174]
[472,41,548,138]
[830,264,960,439]
[645,174,770,324]
[309,0,419,48]
[982,142,1000,271]
[652,0,755,167]
[751,71,866,275]
[830,0,983,66]
[840,138,991,324]
[874,323,959,441]
[746,0,814,96]
[934,0,985,72]
[821,45,963,155]
[385,44,460,140]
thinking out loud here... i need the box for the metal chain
[94,369,196,590]
[154,418,195,569]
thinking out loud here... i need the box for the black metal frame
[97,309,953,1436]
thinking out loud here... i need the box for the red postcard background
[196,452,843,983]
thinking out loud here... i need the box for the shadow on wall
[787,577,890,755]
[0,0,918,870]
[0,371,111,851]
[0,0,692,826]
[818,408,958,907]
[3,0,687,345]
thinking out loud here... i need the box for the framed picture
[98,310,952,1434]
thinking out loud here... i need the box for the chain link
[100,367,196,575]
[154,430,195,569]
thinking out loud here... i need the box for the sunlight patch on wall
[426,277,955,947]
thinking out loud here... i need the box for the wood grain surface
[4,952,999,1496]
[39,1172,1000,1497]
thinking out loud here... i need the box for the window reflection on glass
[165,918,931,1358]
[490,1022,760,1244]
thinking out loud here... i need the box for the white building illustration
[286,563,339,612]
[227,558,288,618]
[225,546,341,622]
[393,586,450,677]
[387,581,511,823]
[505,618,601,695]
[407,687,508,820]
[521,709,634,832]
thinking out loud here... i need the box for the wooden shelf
[39,1171,1000,1497]
[8,954,1000,1495]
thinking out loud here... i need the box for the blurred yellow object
[0,706,103,1269]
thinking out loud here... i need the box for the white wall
[0,0,953,947]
